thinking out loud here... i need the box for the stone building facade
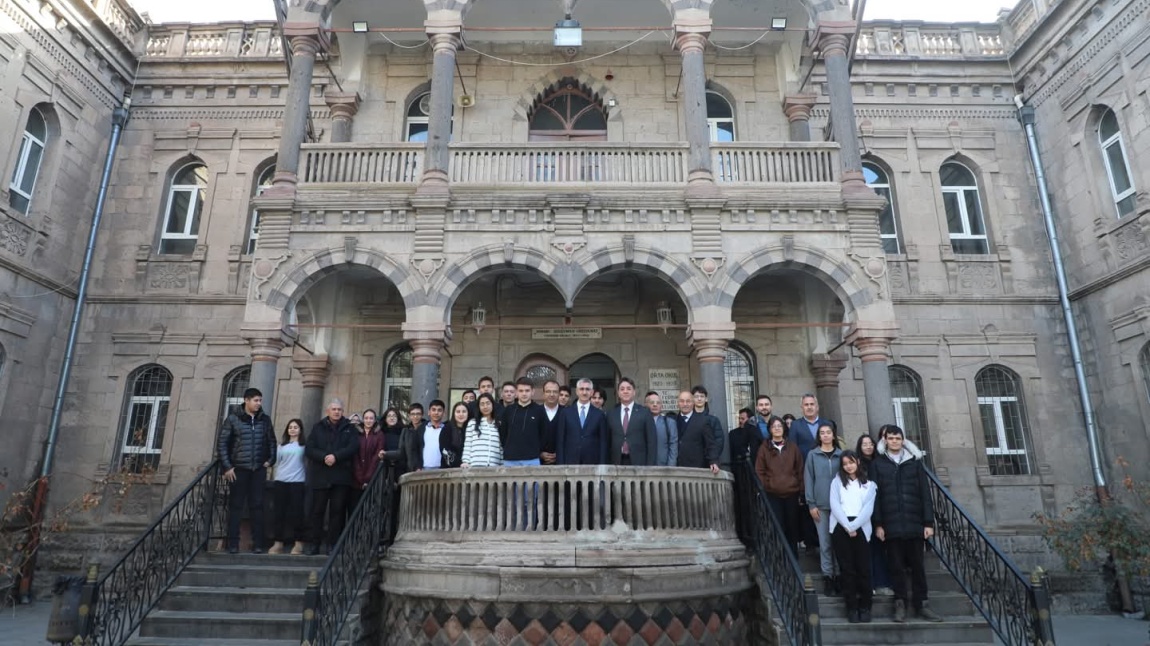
[0,0,1147,573]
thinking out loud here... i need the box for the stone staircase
[125,550,362,646]
[798,549,995,645]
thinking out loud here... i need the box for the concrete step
[176,563,318,589]
[819,615,994,645]
[196,550,328,568]
[817,591,974,619]
[802,569,965,593]
[139,610,300,641]
[157,586,306,614]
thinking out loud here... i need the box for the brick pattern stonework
[382,595,747,646]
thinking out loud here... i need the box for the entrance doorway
[568,353,620,409]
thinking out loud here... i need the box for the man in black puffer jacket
[871,425,942,624]
[217,387,277,554]
[304,398,358,555]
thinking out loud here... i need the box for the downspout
[1015,97,1107,494]
[19,98,131,600]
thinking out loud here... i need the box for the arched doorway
[568,353,620,409]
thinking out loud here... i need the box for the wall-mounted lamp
[771,17,787,31]
[554,14,583,47]
[352,21,370,33]
[656,301,673,334]
[607,98,617,108]
[470,302,487,334]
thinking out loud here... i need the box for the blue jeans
[503,459,540,527]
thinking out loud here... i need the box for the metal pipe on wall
[1016,98,1107,492]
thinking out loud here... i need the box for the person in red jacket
[351,409,386,516]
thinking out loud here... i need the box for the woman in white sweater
[461,393,503,468]
[829,449,878,624]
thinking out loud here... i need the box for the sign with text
[648,369,681,405]
[531,327,602,340]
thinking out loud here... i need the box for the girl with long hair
[378,407,407,475]
[269,419,307,555]
[462,393,503,468]
[352,409,386,515]
[753,416,803,556]
[829,450,877,623]
[443,402,470,468]
[857,432,892,596]
[805,422,844,596]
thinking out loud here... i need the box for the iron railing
[301,462,397,646]
[925,469,1056,646]
[734,460,821,646]
[79,459,226,646]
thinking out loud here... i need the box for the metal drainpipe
[19,99,131,600]
[1016,98,1107,492]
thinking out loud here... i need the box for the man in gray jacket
[645,391,678,467]
[217,387,276,554]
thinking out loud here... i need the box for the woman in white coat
[829,449,878,624]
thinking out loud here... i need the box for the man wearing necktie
[607,378,657,466]
[555,378,609,465]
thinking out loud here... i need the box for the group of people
[217,381,940,626]
[736,393,938,625]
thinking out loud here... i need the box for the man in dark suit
[675,390,721,474]
[556,377,609,465]
[540,379,563,465]
[606,377,657,466]
[792,393,836,459]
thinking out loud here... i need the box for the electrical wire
[6,275,82,299]
[707,30,773,51]
[379,33,430,49]
[464,30,665,66]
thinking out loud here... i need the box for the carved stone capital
[846,324,899,363]
[783,94,817,124]
[243,328,289,363]
[810,353,849,388]
[674,31,708,55]
[324,91,361,121]
[429,32,462,54]
[813,21,856,59]
[295,354,330,389]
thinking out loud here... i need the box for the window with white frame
[1140,342,1150,407]
[975,365,1033,476]
[707,91,735,143]
[119,365,173,473]
[723,344,755,430]
[159,162,208,255]
[246,165,275,254]
[382,345,413,415]
[940,161,989,255]
[889,365,932,468]
[9,107,47,214]
[864,161,903,255]
[221,366,251,420]
[1098,108,1136,218]
[405,92,431,142]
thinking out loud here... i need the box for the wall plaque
[648,369,681,405]
[531,327,602,340]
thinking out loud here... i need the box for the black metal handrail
[79,459,226,646]
[925,469,1056,646]
[734,460,821,646]
[301,462,396,646]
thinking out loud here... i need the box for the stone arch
[429,244,569,323]
[263,247,421,317]
[514,71,621,127]
[570,245,709,318]
[718,244,874,319]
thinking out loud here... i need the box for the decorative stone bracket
[135,244,209,293]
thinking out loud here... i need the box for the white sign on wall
[648,369,680,406]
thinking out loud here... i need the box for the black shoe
[823,576,839,597]
[916,603,944,623]
[226,546,239,555]
[859,609,872,623]
[847,609,860,624]
[251,547,266,555]
[304,544,319,556]
[832,576,843,596]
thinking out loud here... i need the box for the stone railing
[299,142,840,186]
[87,0,143,47]
[856,22,1007,58]
[142,22,283,58]
[1005,0,1040,38]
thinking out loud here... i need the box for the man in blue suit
[556,377,609,465]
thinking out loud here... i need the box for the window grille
[119,365,174,473]
[975,366,1033,475]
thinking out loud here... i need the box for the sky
[127,0,1018,24]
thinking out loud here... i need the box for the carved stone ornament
[692,256,724,279]
[0,219,31,256]
[850,253,888,299]
[1113,225,1148,263]
[957,262,999,291]
[252,252,292,299]
[413,256,444,280]
[149,263,189,289]
[623,234,636,264]
[552,241,585,262]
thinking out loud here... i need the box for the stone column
[674,24,714,188]
[409,339,445,407]
[246,333,286,416]
[814,24,866,192]
[810,353,848,428]
[271,27,325,189]
[295,354,330,430]
[418,30,461,193]
[852,334,895,435]
[693,338,731,466]
[324,91,361,144]
[783,94,816,142]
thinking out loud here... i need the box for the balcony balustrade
[298,141,841,187]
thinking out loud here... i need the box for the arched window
[9,107,48,214]
[528,79,607,142]
[864,161,903,255]
[889,365,932,468]
[1098,108,1136,217]
[1140,342,1150,406]
[724,344,756,429]
[707,91,735,142]
[382,345,413,413]
[940,161,989,255]
[119,365,173,472]
[246,164,275,254]
[975,365,1033,476]
[221,366,251,420]
[405,92,431,142]
[159,162,208,255]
